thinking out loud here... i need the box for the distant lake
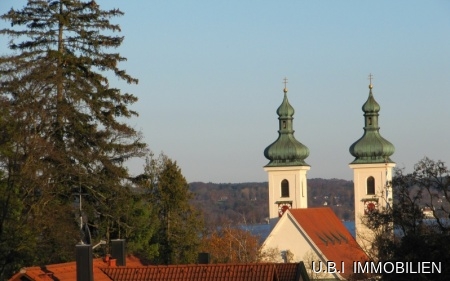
[245,221,356,242]
[246,220,450,242]
[344,221,356,237]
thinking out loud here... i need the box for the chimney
[76,243,93,281]
[111,239,126,266]
[198,252,210,264]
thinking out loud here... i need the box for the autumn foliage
[200,225,262,263]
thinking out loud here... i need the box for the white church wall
[264,166,310,227]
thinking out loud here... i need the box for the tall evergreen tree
[0,1,146,277]
[143,153,204,265]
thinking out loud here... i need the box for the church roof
[349,83,395,164]
[264,86,309,167]
[267,207,368,280]
[289,208,368,275]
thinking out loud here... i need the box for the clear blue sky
[1,1,450,183]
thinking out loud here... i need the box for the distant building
[422,207,434,218]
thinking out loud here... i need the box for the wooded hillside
[190,178,354,229]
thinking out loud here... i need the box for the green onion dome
[362,86,380,113]
[276,88,295,117]
[349,84,395,164]
[264,88,310,167]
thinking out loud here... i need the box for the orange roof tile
[288,207,368,279]
[10,259,306,281]
[273,263,304,281]
[9,256,144,281]
[102,264,277,281]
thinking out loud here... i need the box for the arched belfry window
[281,179,289,197]
[367,176,375,195]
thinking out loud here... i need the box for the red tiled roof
[288,207,368,279]
[101,263,300,281]
[10,259,306,281]
[8,256,144,281]
[273,263,302,281]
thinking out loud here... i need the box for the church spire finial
[283,77,288,93]
[368,73,374,89]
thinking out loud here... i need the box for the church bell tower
[349,76,395,251]
[264,80,310,228]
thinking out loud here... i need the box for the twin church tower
[263,77,395,248]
